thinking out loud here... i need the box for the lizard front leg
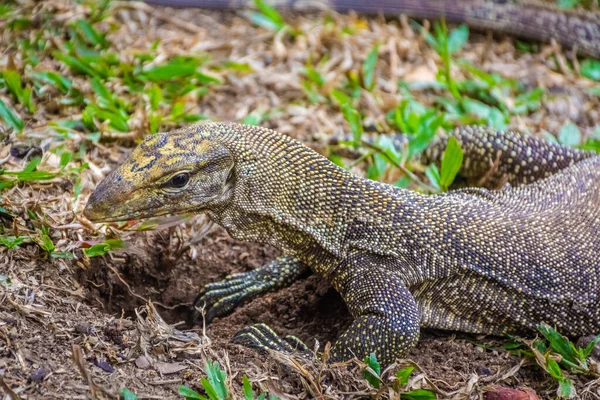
[233,256,420,368]
[328,260,420,366]
[192,255,310,323]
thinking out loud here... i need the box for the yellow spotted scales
[84,122,600,367]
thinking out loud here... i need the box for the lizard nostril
[83,184,109,221]
[82,203,97,220]
[83,195,101,220]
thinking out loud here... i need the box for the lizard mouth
[83,199,211,223]
[85,213,134,223]
[83,205,144,223]
[83,190,155,222]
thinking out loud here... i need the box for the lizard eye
[168,172,190,188]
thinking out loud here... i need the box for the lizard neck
[202,123,423,278]
[205,124,358,272]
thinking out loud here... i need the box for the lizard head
[83,125,236,222]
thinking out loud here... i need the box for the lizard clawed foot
[232,323,311,356]
[192,270,272,323]
[191,257,310,325]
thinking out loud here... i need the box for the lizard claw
[232,323,311,355]
[190,257,310,325]
[191,270,271,323]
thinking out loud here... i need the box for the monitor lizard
[84,122,600,367]
[143,0,600,59]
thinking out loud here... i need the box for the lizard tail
[143,0,600,59]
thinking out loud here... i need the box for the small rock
[485,387,539,400]
[476,366,491,376]
[155,361,187,375]
[30,368,47,383]
[135,355,151,370]
[74,322,91,334]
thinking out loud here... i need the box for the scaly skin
[192,255,310,323]
[144,0,600,59]
[84,122,600,367]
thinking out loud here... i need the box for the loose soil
[5,223,594,399]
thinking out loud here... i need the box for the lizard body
[84,123,600,366]
[144,0,600,59]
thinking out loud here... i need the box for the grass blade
[538,324,579,365]
[341,103,363,147]
[0,99,24,130]
[440,136,463,191]
[179,385,209,400]
[363,44,379,90]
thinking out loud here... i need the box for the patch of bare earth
[2,1,600,399]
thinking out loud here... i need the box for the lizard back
[352,155,600,336]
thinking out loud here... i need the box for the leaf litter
[1,0,600,398]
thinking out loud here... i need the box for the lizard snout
[83,172,132,222]
[83,182,115,222]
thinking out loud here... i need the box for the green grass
[324,18,600,194]
[0,0,233,257]
[0,4,223,138]
[362,44,379,91]
[121,360,280,400]
[178,360,278,400]
[82,239,125,257]
[121,388,138,400]
[581,59,600,81]
[4,0,597,258]
[0,98,24,130]
[0,235,28,249]
[505,324,600,398]
[556,0,599,9]
[363,353,437,398]
[249,0,300,37]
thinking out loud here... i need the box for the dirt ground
[2,0,600,399]
[4,223,598,399]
